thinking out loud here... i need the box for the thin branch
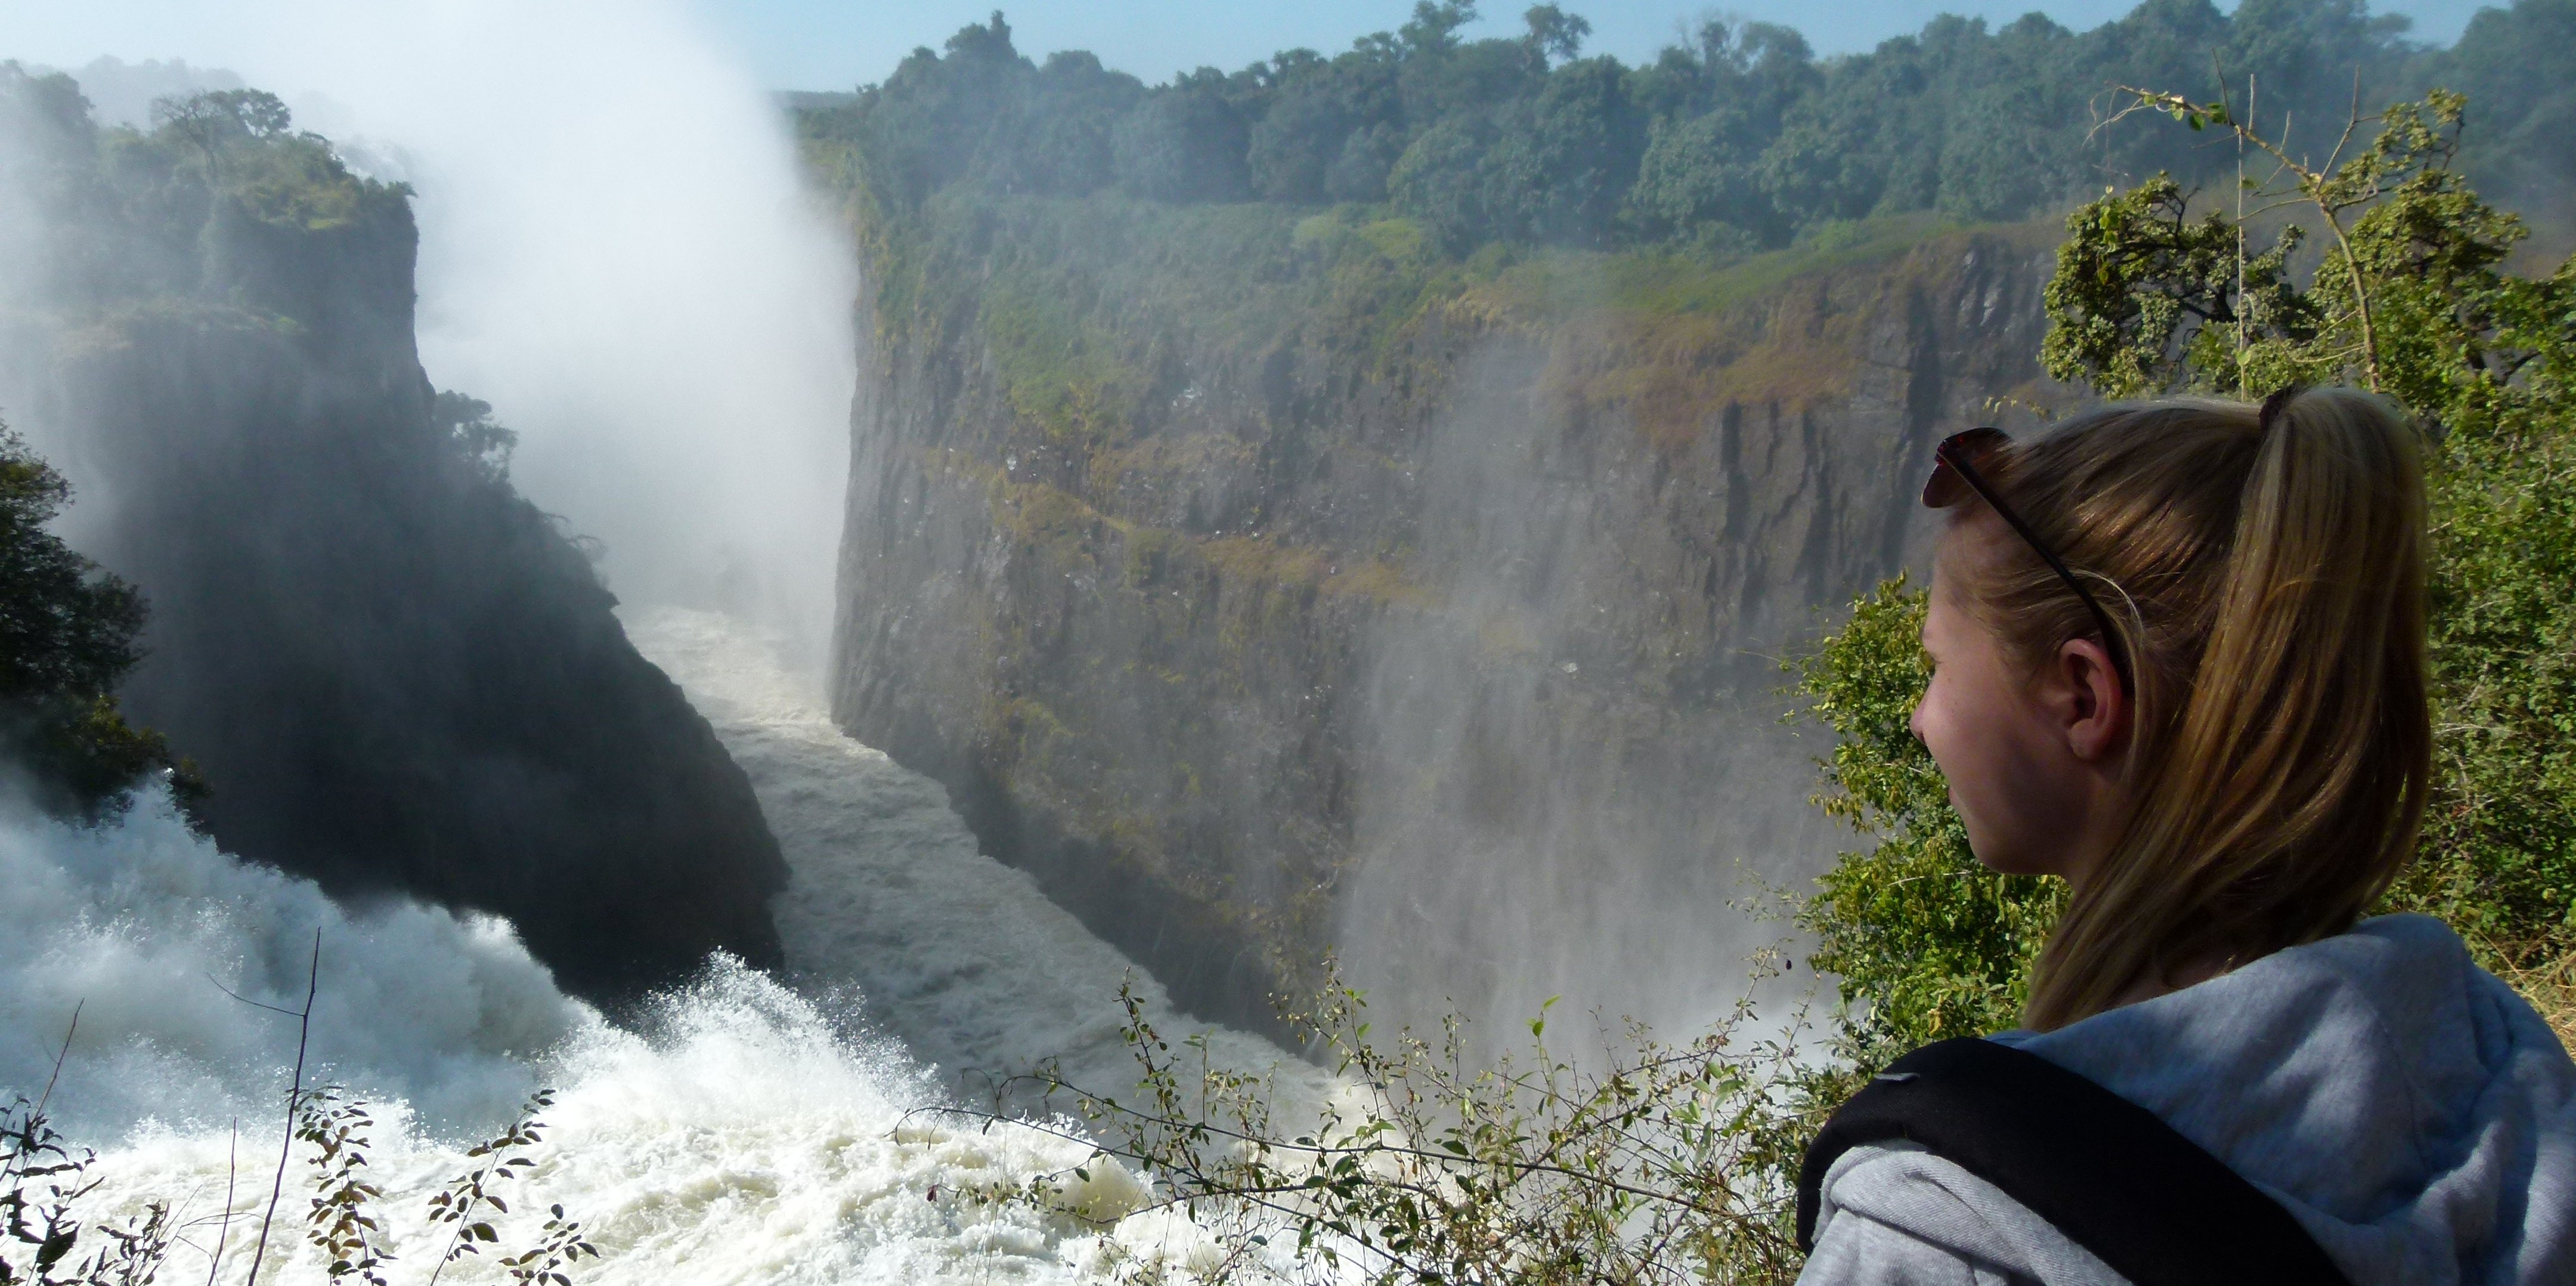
[2308,189,2383,388]
[36,1000,81,1116]
[203,1123,237,1286]
[244,929,320,1286]
[2323,65,2364,177]
[2234,64,2250,394]
[205,975,304,1020]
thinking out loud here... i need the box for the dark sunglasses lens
[1922,428,2009,509]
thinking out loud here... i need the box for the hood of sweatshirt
[1989,913,2574,1286]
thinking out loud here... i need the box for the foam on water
[75,958,1163,1284]
[0,612,1329,1282]
[0,790,571,1140]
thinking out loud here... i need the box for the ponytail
[1949,389,2430,1030]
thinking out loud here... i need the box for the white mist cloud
[16,0,859,672]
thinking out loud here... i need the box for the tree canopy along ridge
[800,0,2571,275]
[795,0,2575,490]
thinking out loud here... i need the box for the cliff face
[0,77,787,1000]
[831,200,2061,1035]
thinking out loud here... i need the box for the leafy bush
[2,1096,173,1285]
[967,975,1817,1284]
[1790,580,2061,1066]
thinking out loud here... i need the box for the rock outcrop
[0,75,788,1001]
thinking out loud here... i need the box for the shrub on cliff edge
[0,421,193,823]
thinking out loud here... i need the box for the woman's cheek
[1916,674,2015,867]
[1914,672,1965,780]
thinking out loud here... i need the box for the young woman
[1797,389,2575,1284]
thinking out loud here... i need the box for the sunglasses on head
[1924,428,2134,694]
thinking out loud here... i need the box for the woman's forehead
[1933,508,2013,577]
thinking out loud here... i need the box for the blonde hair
[1942,389,2431,1031]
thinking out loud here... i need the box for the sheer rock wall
[831,222,2060,1033]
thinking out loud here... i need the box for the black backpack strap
[1796,1037,2350,1286]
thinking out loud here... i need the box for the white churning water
[1,608,1321,1283]
[624,607,1326,1118]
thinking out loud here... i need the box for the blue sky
[2,0,2485,94]
[695,0,2484,91]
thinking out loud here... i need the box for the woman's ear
[2056,638,2129,763]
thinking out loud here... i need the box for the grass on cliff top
[1464,212,1966,320]
[845,180,1992,377]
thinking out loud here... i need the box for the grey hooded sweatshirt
[1799,914,2576,1285]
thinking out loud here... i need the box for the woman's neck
[2105,946,2241,1011]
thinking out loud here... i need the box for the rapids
[626,606,1328,1117]
[0,609,1320,1283]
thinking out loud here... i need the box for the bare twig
[244,929,320,1286]
[204,974,305,1020]
[203,1123,237,1286]
[36,1001,82,1118]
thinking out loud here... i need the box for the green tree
[1113,70,1254,203]
[2428,0,2576,204]
[1626,103,1777,248]
[1521,4,1592,65]
[1387,113,1502,249]
[1399,0,1482,57]
[0,423,194,821]
[1481,55,1645,245]
[150,87,293,184]
[431,391,518,484]
[1247,78,1357,203]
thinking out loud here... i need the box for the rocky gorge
[820,188,2065,1035]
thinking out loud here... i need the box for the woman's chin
[1964,839,2051,879]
